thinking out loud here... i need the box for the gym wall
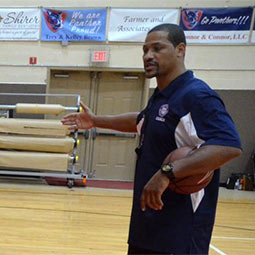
[0,0,255,182]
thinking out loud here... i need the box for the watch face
[162,164,171,172]
[161,163,175,180]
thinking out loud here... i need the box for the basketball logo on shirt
[156,104,168,122]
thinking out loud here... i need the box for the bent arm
[140,145,242,211]
[171,145,242,178]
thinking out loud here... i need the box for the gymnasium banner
[41,8,107,41]
[108,8,179,42]
[0,8,40,40]
[180,7,253,44]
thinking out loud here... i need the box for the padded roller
[0,118,70,137]
[16,103,66,115]
[0,135,74,153]
[0,150,71,171]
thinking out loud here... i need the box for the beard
[144,62,159,78]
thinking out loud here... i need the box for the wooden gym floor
[0,178,254,255]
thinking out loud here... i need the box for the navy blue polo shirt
[128,70,241,254]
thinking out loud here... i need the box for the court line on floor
[214,224,255,232]
[210,244,227,255]
[212,236,255,241]
[0,205,130,218]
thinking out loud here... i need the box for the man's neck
[156,67,187,91]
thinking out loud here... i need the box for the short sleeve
[189,91,242,149]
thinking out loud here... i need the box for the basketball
[163,146,214,194]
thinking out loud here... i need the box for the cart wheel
[67,179,74,188]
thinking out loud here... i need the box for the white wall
[0,66,47,85]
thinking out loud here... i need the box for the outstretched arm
[61,101,138,133]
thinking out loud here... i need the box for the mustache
[144,61,158,67]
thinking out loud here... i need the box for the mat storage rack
[0,93,86,187]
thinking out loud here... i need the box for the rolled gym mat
[0,118,70,137]
[0,150,71,171]
[0,135,75,153]
[16,103,66,115]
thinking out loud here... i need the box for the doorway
[49,70,144,181]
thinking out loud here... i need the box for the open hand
[61,101,95,130]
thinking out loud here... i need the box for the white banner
[185,30,250,44]
[0,8,40,40]
[108,9,179,42]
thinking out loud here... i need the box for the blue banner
[180,7,252,31]
[41,8,107,41]
[180,7,253,44]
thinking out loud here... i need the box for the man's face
[143,30,179,79]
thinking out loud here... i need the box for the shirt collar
[158,70,194,98]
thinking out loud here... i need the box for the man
[62,24,242,254]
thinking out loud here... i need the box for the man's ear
[176,43,186,58]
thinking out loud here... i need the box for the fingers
[151,192,162,210]
[61,115,78,129]
[61,113,78,123]
[61,101,87,123]
[61,112,79,131]
[61,120,78,131]
[80,101,88,112]
[140,170,169,211]
[61,101,93,130]
[140,188,164,211]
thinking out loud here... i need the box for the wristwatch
[160,163,175,181]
